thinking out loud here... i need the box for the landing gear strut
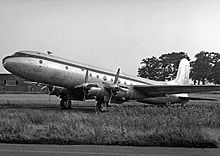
[96,97,109,112]
[60,98,71,109]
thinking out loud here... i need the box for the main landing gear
[96,97,109,112]
[60,97,71,109]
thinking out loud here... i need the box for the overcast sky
[1,0,220,75]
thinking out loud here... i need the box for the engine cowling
[87,87,106,97]
[87,86,131,102]
[114,89,131,99]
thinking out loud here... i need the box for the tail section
[168,58,190,85]
[168,58,190,99]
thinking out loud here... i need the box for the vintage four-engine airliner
[2,51,220,111]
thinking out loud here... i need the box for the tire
[96,101,108,112]
[60,99,71,109]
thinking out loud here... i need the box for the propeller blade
[41,86,48,90]
[85,69,89,83]
[102,68,120,89]
[114,68,120,84]
[108,90,113,104]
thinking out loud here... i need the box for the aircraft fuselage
[2,51,189,105]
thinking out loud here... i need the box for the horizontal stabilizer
[179,96,218,101]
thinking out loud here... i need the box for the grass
[0,94,220,147]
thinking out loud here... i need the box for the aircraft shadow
[0,103,98,113]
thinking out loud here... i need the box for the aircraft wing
[133,85,220,96]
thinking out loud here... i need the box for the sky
[0,0,220,75]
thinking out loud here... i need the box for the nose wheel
[60,98,71,109]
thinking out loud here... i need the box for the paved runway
[0,144,219,156]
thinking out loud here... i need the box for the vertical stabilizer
[168,58,190,85]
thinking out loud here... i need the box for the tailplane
[166,58,219,102]
[168,58,190,85]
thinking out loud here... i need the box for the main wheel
[96,101,108,112]
[60,99,71,109]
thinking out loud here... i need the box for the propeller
[75,69,89,89]
[102,68,127,91]
[114,68,120,84]
[102,68,126,104]
[82,69,89,101]
[75,69,89,101]
[75,68,126,103]
[102,68,119,88]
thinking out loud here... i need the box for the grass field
[0,93,220,147]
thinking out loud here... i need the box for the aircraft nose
[2,56,15,72]
[2,57,8,68]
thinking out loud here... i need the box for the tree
[212,62,220,84]
[138,52,189,81]
[159,52,190,80]
[190,51,220,85]
[189,61,197,85]
[138,56,162,80]
[209,52,220,83]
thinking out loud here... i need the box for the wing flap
[133,85,220,95]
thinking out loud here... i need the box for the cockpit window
[14,52,21,56]
[13,52,28,57]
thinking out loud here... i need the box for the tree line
[138,51,220,85]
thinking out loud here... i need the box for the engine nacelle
[87,87,106,97]
[87,86,131,99]
[114,89,131,99]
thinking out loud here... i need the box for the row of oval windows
[89,73,130,84]
[39,60,132,85]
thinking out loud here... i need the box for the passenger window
[103,76,107,81]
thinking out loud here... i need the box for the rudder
[168,58,190,85]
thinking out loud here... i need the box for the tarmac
[0,144,220,156]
